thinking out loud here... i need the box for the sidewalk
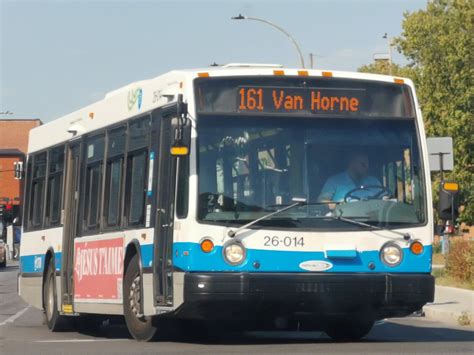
[424,285,474,327]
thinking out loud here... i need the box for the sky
[0,0,427,123]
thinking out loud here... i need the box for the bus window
[125,116,150,226]
[126,151,147,225]
[46,145,65,227]
[104,127,126,227]
[176,156,189,219]
[30,152,47,228]
[83,134,105,232]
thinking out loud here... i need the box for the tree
[359,0,474,224]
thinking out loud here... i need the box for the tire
[43,259,71,331]
[325,316,374,342]
[0,249,6,267]
[123,254,159,341]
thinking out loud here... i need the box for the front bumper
[178,272,434,320]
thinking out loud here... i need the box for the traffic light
[14,161,23,180]
[438,181,460,221]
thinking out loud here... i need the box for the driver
[317,151,381,204]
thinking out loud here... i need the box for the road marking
[36,339,128,343]
[0,306,30,326]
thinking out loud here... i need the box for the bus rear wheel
[123,254,158,341]
[324,316,374,342]
[43,259,71,331]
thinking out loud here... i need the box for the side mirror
[171,94,190,156]
[438,181,460,221]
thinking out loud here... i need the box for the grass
[432,268,474,290]
[432,253,446,265]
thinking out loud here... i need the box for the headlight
[380,242,403,267]
[223,241,246,265]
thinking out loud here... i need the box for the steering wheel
[344,185,392,202]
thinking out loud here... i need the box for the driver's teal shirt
[318,172,381,202]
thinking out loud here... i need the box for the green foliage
[445,239,473,283]
[358,0,474,224]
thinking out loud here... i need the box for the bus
[19,64,434,341]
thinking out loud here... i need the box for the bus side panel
[19,227,63,310]
[18,275,43,310]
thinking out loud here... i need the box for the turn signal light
[443,182,459,192]
[200,239,214,253]
[410,241,424,255]
[170,146,189,156]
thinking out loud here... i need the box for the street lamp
[231,14,305,68]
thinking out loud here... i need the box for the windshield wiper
[333,210,411,241]
[227,198,307,239]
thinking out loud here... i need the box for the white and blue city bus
[19,64,434,341]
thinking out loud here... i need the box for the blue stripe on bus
[20,253,62,274]
[172,242,432,273]
[141,244,153,268]
[20,243,431,274]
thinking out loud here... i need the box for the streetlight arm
[232,15,305,68]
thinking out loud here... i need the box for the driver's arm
[317,178,337,209]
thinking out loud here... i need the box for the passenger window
[104,127,126,227]
[30,152,47,227]
[125,116,150,226]
[83,135,105,231]
[176,156,189,218]
[126,151,147,225]
[46,146,65,226]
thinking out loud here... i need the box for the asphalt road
[1,262,473,355]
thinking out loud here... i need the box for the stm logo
[127,88,143,111]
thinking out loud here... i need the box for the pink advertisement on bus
[73,236,124,302]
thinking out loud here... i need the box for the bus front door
[152,109,177,307]
[61,142,82,309]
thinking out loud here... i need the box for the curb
[423,286,474,328]
[423,306,473,328]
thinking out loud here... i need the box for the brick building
[0,119,42,220]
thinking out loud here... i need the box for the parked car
[0,239,6,268]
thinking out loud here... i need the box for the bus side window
[29,152,47,228]
[125,116,150,227]
[104,127,126,228]
[126,151,147,225]
[45,145,65,227]
[83,134,105,232]
[23,158,33,231]
[176,156,189,219]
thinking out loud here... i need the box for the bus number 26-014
[264,236,305,247]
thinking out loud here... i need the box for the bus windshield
[197,116,426,229]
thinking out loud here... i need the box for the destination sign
[237,87,365,114]
[195,77,415,119]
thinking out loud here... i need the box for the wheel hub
[129,275,144,318]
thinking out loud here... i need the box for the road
[1,262,473,354]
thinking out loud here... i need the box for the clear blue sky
[1,0,427,123]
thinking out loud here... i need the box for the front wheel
[43,259,71,331]
[324,316,374,342]
[123,254,159,341]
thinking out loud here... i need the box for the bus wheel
[43,260,70,331]
[123,254,158,341]
[324,316,374,342]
